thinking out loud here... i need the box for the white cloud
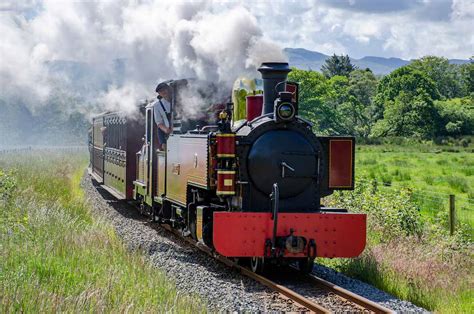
[244,0,473,59]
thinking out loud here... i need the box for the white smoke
[0,0,286,118]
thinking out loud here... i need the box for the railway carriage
[89,62,366,273]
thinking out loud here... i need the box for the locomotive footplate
[213,212,366,258]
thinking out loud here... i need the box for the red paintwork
[285,83,298,103]
[216,133,235,157]
[213,212,366,258]
[216,170,235,195]
[246,95,263,121]
[329,139,353,188]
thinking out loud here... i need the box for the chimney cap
[258,62,291,75]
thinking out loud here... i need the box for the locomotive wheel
[189,218,197,241]
[202,222,213,248]
[250,257,265,273]
[297,257,315,274]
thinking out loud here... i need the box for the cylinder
[258,62,291,115]
[246,95,263,121]
[216,133,235,158]
[216,170,235,195]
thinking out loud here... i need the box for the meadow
[0,150,204,312]
[321,138,473,313]
[356,139,473,232]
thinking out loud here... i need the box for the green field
[355,141,473,231]
[321,139,473,313]
[0,150,204,312]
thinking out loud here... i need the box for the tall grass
[355,143,474,230]
[0,151,204,312]
[324,181,473,313]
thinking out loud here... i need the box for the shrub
[328,181,424,240]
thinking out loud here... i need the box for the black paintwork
[236,116,329,212]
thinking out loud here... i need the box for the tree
[321,54,357,78]
[288,68,344,134]
[348,69,378,106]
[373,66,440,138]
[434,97,474,136]
[347,69,379,136]
[373,91,439,138]
[459,57,474,95]
[409,56,466,99]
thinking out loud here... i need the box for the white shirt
[153,98,171,128]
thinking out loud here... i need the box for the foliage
[329,181,424,240]
[409,56,469,99]
[292,56,473,139]
[434,97,474,136]
[459,57,474,94]
[321,54,357,78]
[0,88,90,147]
[371,67,442,137]
[323,165,473,313]
[374,90,440,138]
[288,68,342,134]
[0,151,204,312]
[289,68,377,136]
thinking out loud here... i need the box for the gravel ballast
[82,173,429,312]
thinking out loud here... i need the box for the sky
[0,0,472,115]
[1,0,472,60]
[250,0,474,59]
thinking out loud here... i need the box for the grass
[320,138,474,313]
[0,150,204,312]
[320,240,473,313]
[355,142,474,230]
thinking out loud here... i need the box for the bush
[328,181,424,240]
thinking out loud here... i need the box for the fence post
[449,194,456,235]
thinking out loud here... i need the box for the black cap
[155,82,170,93]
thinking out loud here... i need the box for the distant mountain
[284,48,471,75]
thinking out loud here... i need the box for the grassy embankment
[321,139,473,313]
[0,150,204,312]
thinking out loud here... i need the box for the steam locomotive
[89,62,366,273]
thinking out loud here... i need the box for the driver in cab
[153,83,172,151]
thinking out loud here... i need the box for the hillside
[284,48,470,75]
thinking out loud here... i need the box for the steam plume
[0,1,286,118]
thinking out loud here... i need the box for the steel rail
[165,222,395,313]
[306,272,394,314]
[160,224,329,313]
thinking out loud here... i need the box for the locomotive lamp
[274,91,296,122]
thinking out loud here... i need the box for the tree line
[289,55,473,138]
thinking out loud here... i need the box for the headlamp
[274,91,296,122]
[276,102,295,121]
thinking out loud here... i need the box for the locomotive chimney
[258,62,291,115]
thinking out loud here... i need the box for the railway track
[160,224,393,313]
